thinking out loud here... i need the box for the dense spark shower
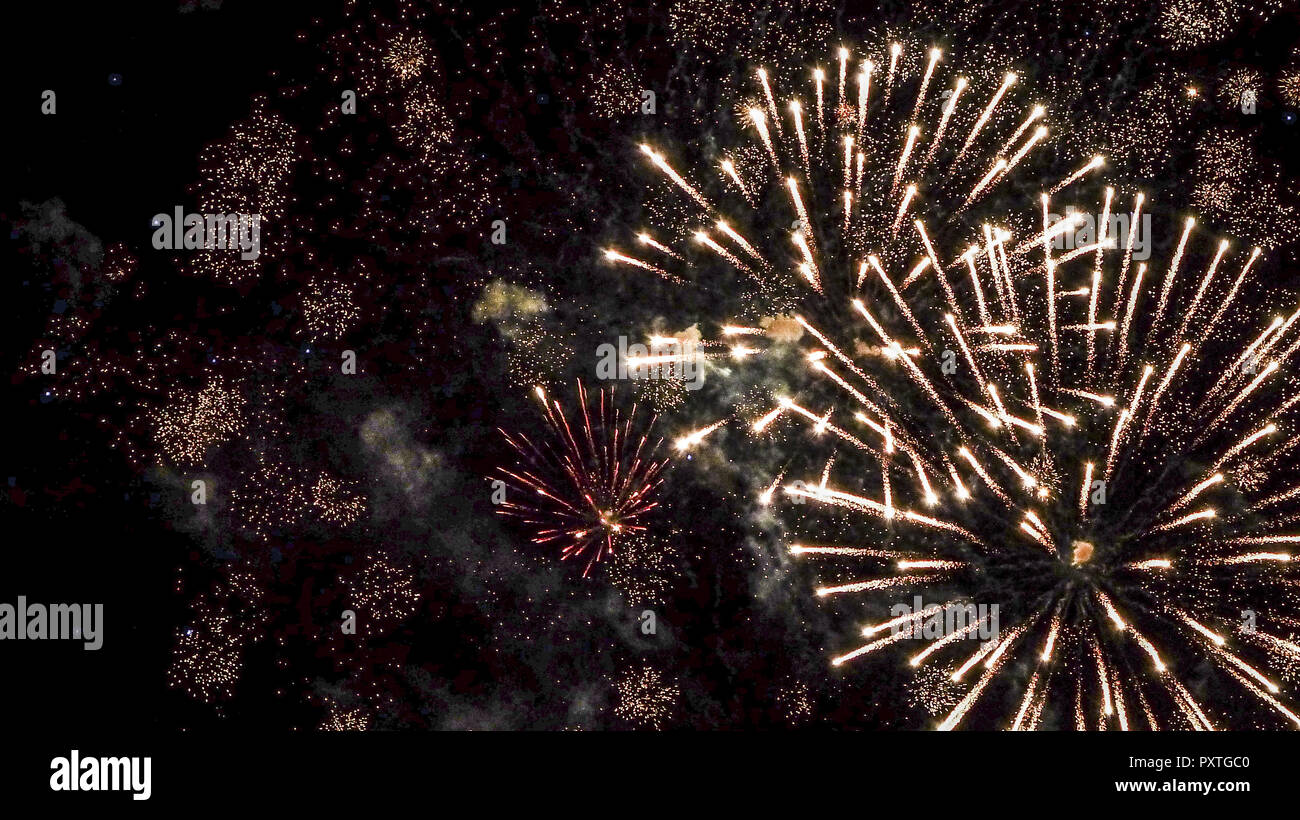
[606,39,1300,729]
[496,383,671,575]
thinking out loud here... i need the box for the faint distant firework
[344,553,422,636]
[603,531,681,605]
[496,383,670,576]
[148,376,249,468]
[320,698,371,731]
[1191,127,1300,249]
[167,589,262,704]
[614,663,680,729]
[776,679,816,725]
[183,103,297,287]
[1156,0,1236,50]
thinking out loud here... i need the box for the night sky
[7,0,1300,759]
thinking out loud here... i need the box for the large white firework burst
[601,36,1300,729]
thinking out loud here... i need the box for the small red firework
[496,382,669,575]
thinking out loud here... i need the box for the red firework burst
[496,382,670,575]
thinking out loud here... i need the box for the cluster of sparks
[605,39,1300,729]
[344,554,423,636]
[497,383,670,576]
[613,663,680,729]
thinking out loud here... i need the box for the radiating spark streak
[1103,408,1131,480]
[1151,217,1196,342]
[1079,461,1094,515]
[1062,322,1116,332]
[1127,559,1171,570]
[899,451,934,507]
[639,145,710,209]
[1170,678,1214,730]
[602,248,683,284]
[715,220,766,264]
[963,250,992,326]
[831,626,916,667]
[1018,209,1084,255]
[756,67,782,136]
[1126,365,1153,421]
[1061,389,1115,407]
[816,574,938,597]
[636,232,681,259]
[1209,424,1276,471]
[1038,406,1076,427]
[897,559,965,570]
[901,256,931,288]
[909,615,988,667]
[978,343,1037,353]
[945,313,989,390]
[1116,265,1147,371]
[792,233,821,290]
[915,220,961,315]
[966,158,1007,205]
[694,231,755,276]
[1205,317,1284,404]
[1202,552,1292,565]
[752,405,785,433]
[1049,155,1104,194]
[837,47,848,107]
[958,446,1011,503]
[1225,534,1300,545]
[856,65,873,135]
[998,105,1045,159]
[674,420,725,452]
[1223,669,1300,728]
[891,184,917,237]
[1141,343,1190,436]
[956,72,1016,164]
[1041,605,1064,661]
[893,125,921,192]
[1167,473,1224,516]
[1093,639,1113,717]
[1202,248,1262,346]
[1020,521,1052,548]
[1086,187,1113,380]
[1112,666,1130,730]
[1112,194,1145,316]
[747,108,779,167]
[863,604,948,636]
[986,383,1019,444]
[868,256,928,346]
[998,125,1048,181]
[841,135,854,189]
[884,43,901,103]
[1177,612,1227,646]
[940,627,1026,730]
[1199,363,1278,440]
[853,303,963,429]
[790,543,907,558]
[719,158,749,199]
[924,77,967,163]
[1149,508,1215,532]
[911,48,941,122]
[813,67,825,129]
[1173,240,1231,354]
[1256,484,1300,509]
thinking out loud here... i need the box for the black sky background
[6,0,1300,738]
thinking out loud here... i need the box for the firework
[609,40,1300,729]
[602,531,681,605]
[496,383,670,575]
[614,663,679,729]
[344,553,422,636]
